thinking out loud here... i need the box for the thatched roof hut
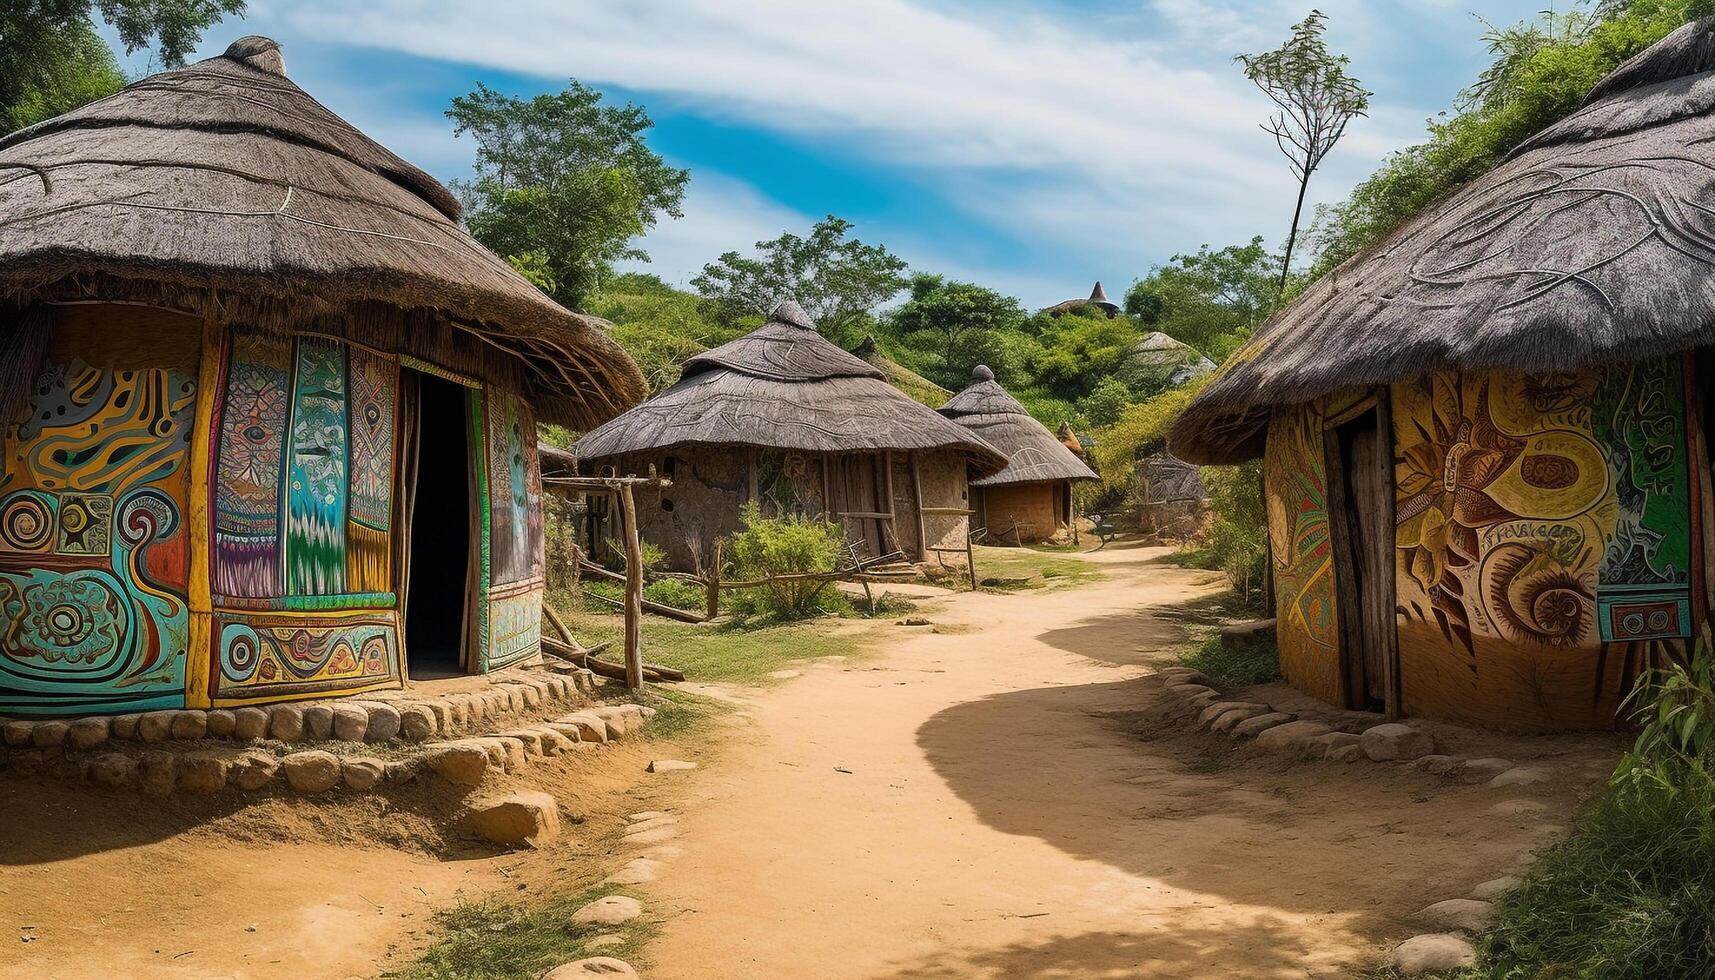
[0,36,643,717]
[1168,19,1715,732]
[939,365,1096,543]
[850,335,951,407]
[1043,281,1120,318]
[575,302,1004,570]
[0,35,643,427]
[1127,332,1216,389]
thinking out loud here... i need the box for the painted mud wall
[0,306,200,714]
[207,331,404,704]
[918,450,972,568]
[479,388,545,672]
[1264,399,1345,707]
[1392,361,1696,731]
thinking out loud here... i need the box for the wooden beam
[910,452,927,561]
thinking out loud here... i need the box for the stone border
[1154,666,1557,976]
[3,701,656,799]
[0,667,597,755]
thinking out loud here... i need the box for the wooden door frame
[1321,392,1402,718]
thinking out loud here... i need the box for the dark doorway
[1324,403,1400,714]
[406,372,472,679]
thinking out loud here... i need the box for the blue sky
[109,0,1549,309]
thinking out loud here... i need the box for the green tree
[1237,10,1370,297]
[2,0,245,136]
[1076,376,1135,428]
[448,80,688,310]
[887,274,1030,388]
[692,215,908,344]
[1028,311,1144,399]
[1125,237,1276,360]
[587,273,741,392]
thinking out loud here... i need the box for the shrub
[724,504,847,622]
[1199,462,1267,611]
[1177,631,1281,688]
[643,577,706,612]
[1471,635,1715,979]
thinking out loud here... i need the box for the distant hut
[0,37,644,716]
[1127,332,1217,389]
[1057,422,1085,458]
[1043,281,1120,319]
[1171,20,1715,731]
[850,335,951,407]
[940,366,1097,544]
[573,303,1006,571]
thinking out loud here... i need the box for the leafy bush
[1200,462,1268,610]
[1177,631,1281,688]
[643,577,706,612]
[1470,635,1715,979]
[724,504,847,622]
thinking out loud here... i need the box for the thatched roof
[851,335,951,407]
[940,365,1098,487]
[573,302,1007,470]
[1128,331,1216,387]
[1043,281,1120,318]
[1172,17,1715,464]
[0,35,644,428]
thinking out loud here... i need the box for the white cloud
[616,173,809,289]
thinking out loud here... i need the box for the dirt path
[638,544,1613,979]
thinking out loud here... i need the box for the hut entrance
[826,452,894,560]
[1323,403,1400,715]
[405,371,475,678]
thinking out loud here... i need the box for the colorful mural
[0,315,198,714]
[210,610,399,701]
[213,333,291,597]
[487,389,543,586]
[1392,362,1690,729]
[1264,400,1342,705]
[346,349,397,593]
[283,337,348,596]
[486,580,544,671]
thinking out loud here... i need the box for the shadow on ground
[878,923,1323,979]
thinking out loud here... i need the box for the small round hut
[573,302,1006,571]
[1043,281,1120,319]
[940,366,1097,544]
[1171,19,1715,732]
[0,37,644,715]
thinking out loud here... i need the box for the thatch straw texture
[940,365,1098,487]
[0,35,644,428]
[1172,17,1715,464]
[573,302,1007,469]
[1042,281,1120,317]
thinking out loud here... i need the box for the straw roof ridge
[1170,17,1715,465]
[0,35,646,429]
[850,334,953,406]
[574,304,1008,470]
[940,365,1098,486]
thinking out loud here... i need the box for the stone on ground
[138,751,176,796]
[282,750,342,794]
[204,709,237,738]
[88,753,136,789]
[647,759,696,772]
[268,704,306,742]
[342,757,386,791]
[1163,683,1215,701]
[1411,754,1464,775]
[67,717,111,750]
[460,790,561,845]
[628,810,672,822]
[1254,720,1333,752]
[585,934,625,950]
[557,713,608,743]
[2,720,34,746]
[1414,898,1493,933]
[232,707,269,741]
[1231,712,1294,738]
[1471,875,1521,900]
[603,858,661,885]
[110,714,142,740]
[169,710,207,740]
[542,958,637,978]
[1196,701,1257,727]
[1360,723,1435,761]
[1326,743,1365,762]
[302,704,335,740]
[138,710,175,743]
[230,749,280,790]
[1391,933,1476,974]
[429,743,490,786]
[29,720,69,747]
[571,895,643,926]
[1460,757,1513,783]
[1489,766,1550,788]
[363,702,402,742]
[1211,705,1270,732]
[177,753,230,793]
[331,703,368,742]
[623,825,679,846]
[399,705,436,742]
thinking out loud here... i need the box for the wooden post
[705,539,722,621]
[619,483,645,691]
[909,452,927,561]
[965,521,979,592]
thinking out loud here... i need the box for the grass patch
[1156,545,1221,571]
[386,883,652,980]
[971,544,1103,591]
[1177,630,1281,688]
[555,598,868,685]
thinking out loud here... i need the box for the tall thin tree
[1238,11,1370,298]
